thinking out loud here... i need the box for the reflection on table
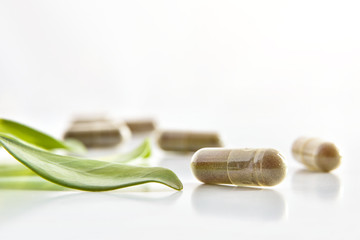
[191,184,286,221]
[292,170,341,201]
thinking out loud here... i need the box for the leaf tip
[141,138,152,159]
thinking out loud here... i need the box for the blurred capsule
[191,148,287,187]
[63,121,131,148]
[70,115,110,125]
[125,119,157,134]
[157,130,222,152]
[292,137,341,172]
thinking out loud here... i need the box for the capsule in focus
[191,148,287,187]
[157,130,223,152]
[63,121,131,148]
[292,137,341,172]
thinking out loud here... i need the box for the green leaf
[0,118,85,153]
[0,138,152,176]
[100,138,151,163]
[0,135,183,191]
[63,139,87,154]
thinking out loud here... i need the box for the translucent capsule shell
[191,148,287,187]
[157,131,223,152]
[292,137,341,172]
[64,122,131,148]
[125,119,157,134]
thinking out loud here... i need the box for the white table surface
[1,1,360,239]
[0,132,358,240]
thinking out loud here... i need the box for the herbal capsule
[71,115,110,125]
[292,137,341,172]
[157,131,223,152]
[125,119,157,134]
[64,122,130,148]
[191,148,286,187]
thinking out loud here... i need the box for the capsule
[191,148,287,187]
[157,131,223,152]
[292,137,341,172]
[63,121,130,148]
[125,119,157,134]
[71,115,110,125]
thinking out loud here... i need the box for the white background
[0,1,359,239]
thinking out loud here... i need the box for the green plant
[0,119,183,191]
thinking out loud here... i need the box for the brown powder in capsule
[64,122,126,148]
[157,131,223,152]
[125,119,156,134]
[190,149,232,184]
[191,148,286,187]
[292,137,341,172]
[260,149,288,186]
[70,115,111,125]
